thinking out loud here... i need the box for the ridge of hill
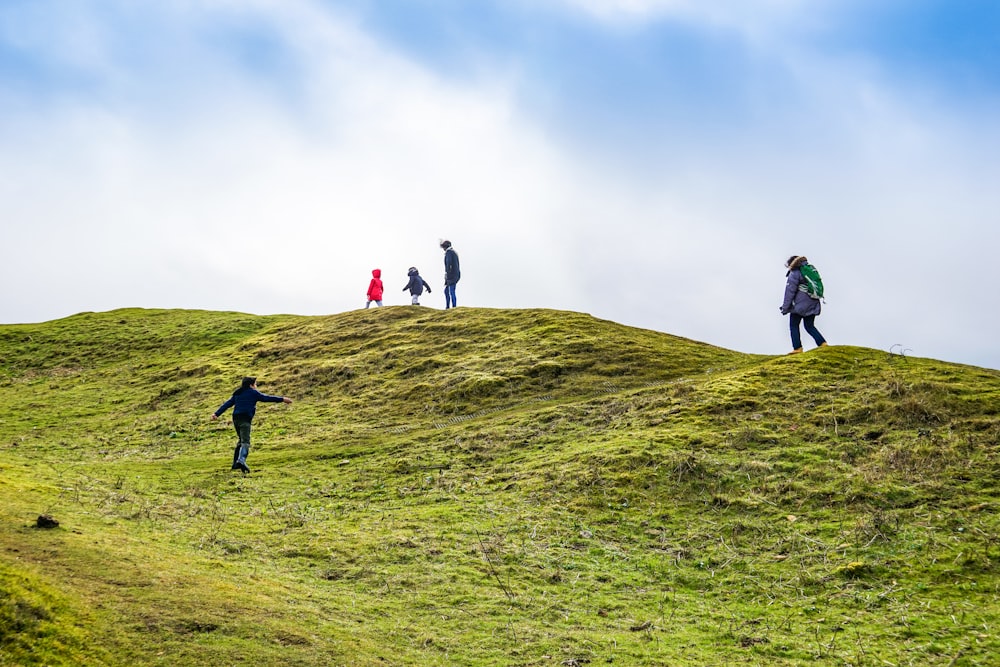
[1,307,998,666]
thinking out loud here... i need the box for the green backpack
[798,263,824,300]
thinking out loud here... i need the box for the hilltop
[1,307,998,666]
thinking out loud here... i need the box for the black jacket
[403,269,431,296]
[444,248,460,285]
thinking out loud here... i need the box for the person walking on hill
[780,255,828,354]
[211,376,292,473]
[403,267,431,305]
[366,268,384,308]
[441,240,460,309]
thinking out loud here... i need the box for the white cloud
[0,0,585,317]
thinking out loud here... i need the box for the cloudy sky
[2,1,999,369]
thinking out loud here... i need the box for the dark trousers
[232,415,252,467]
[789,313,826,350]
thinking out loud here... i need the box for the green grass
[1,306,998,665]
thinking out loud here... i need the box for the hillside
[1,307,998,666]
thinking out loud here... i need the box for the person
[402,267,431,305]
[441,240,460,309]
[366,268,384,308]
[211,377,292,473]
[780,255,828,354]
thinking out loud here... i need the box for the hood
[372,269,381,278]
[786,256,808,271]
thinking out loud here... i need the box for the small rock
[36,514,59,529]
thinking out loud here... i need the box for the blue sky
[2,0,999,369]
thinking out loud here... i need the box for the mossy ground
[1,307,998,665]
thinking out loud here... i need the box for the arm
[212,397,235,420]
[444,250,460,283]
[423,279,431,293]
[780,271,799,314]
[252,388,289,404]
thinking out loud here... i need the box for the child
[402,267,431,305]
[211,376,292,473]
[366,268,384,308]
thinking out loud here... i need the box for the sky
[2,0,999,369]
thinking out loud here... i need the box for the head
[785,255,807,270]
[372,268,381,278]
[408,266,418,275]
[234,376,257,396]
[440,240,451,250]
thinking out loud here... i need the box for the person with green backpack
[780,255,828,354]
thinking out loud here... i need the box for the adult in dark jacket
[403,267,431,305]
[211,376,292,473]
[441,240,460,309]
[780,255,828,354]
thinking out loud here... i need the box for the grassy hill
[1,307,998,666]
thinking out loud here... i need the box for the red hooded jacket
[367,269,384,301]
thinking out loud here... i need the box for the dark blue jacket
[444,248,460,285]
[214,388,284,419]
[403,269,431,296]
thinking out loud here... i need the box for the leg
[788,313,803,351]
[232,416,252,472]
[230,418,243,468]
[234,417,252,449]
[802,315,826,347]
[236,443,250,473]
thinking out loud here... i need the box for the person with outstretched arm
[403,266,432,305]
[211,376,292,473]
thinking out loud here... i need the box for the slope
[0,307,998,666]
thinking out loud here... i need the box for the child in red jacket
[366,268,384,308]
